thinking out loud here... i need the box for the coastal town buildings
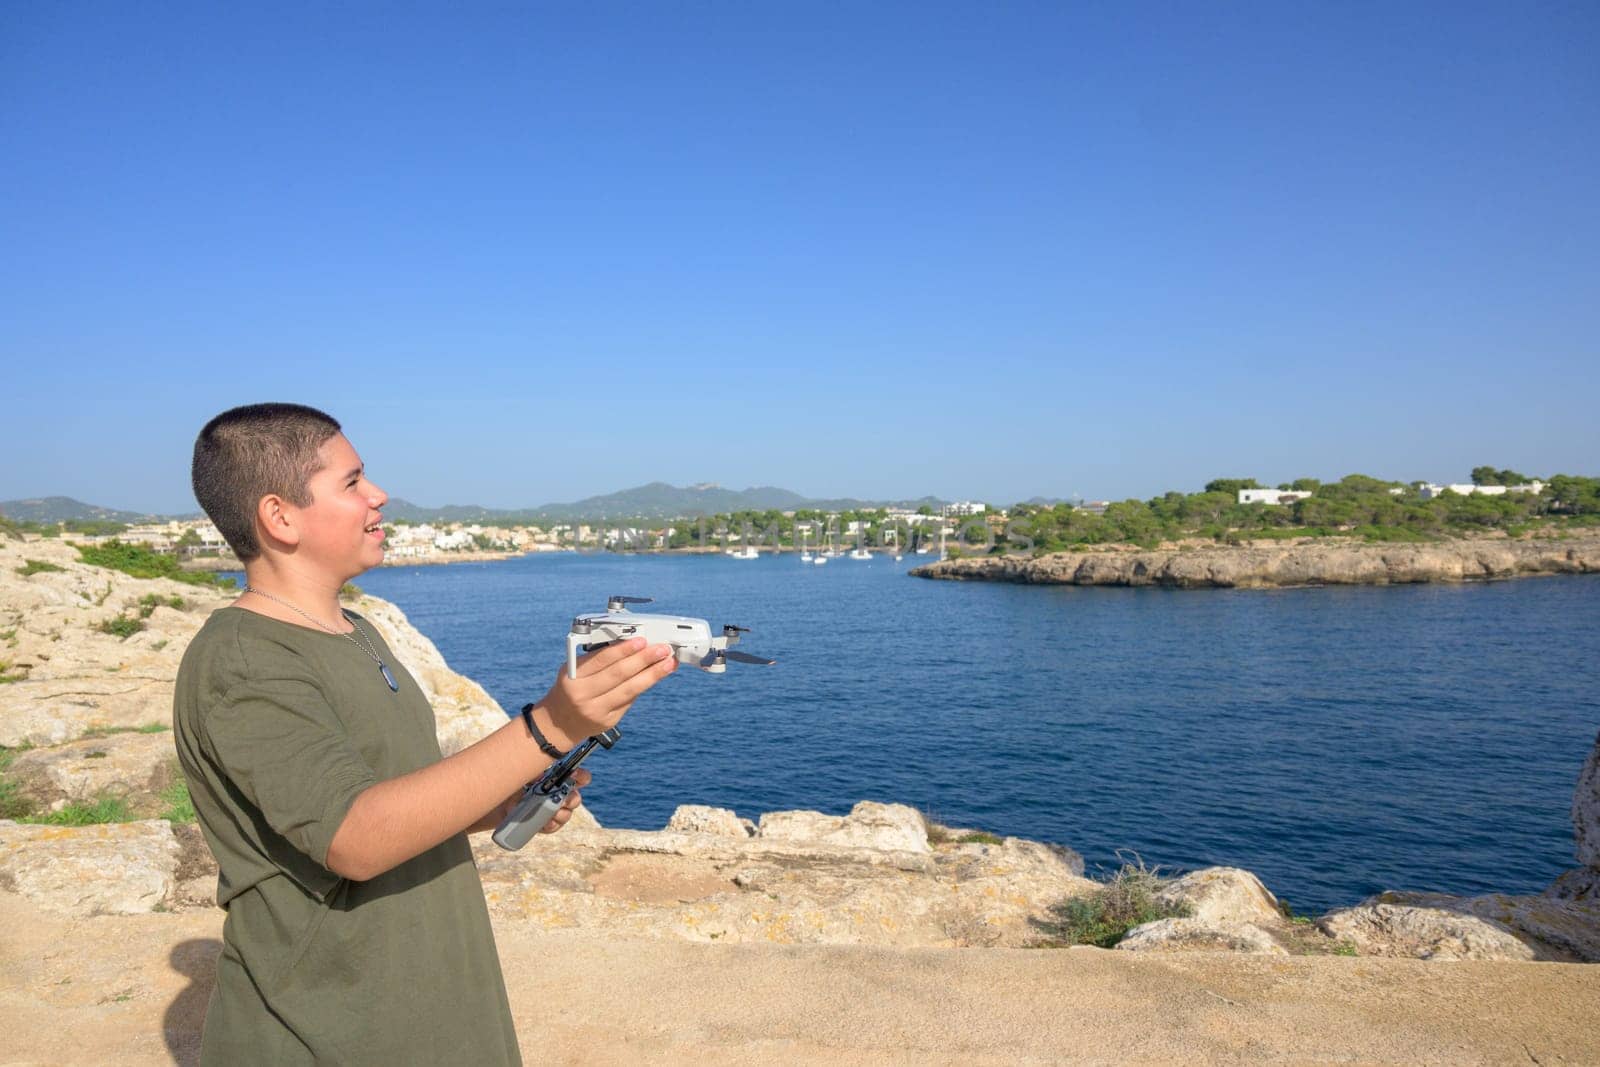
[1238,489,1315,506]
[1418,481,1545,500]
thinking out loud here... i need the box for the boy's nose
[369,483,389,508]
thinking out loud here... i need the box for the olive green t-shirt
[172,606,521,1066]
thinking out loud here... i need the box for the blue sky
[3,2,1596,514]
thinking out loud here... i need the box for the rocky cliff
[910,535,1600,588]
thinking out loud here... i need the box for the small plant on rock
[15,559,65,576]
[96,614,145,639]
[1032,853,1191,949]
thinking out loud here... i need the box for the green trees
[1471,466,1531,486]
[1203,478,1261,496]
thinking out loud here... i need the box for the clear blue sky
[3,2,1596,514]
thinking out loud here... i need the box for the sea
[319,552,1596,915]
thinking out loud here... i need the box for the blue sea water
[343,553,1597,914]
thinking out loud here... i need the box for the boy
[172,403,677,1064]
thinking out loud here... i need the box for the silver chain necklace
[243,587,399,693]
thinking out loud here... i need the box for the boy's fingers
[541,798,577,833]
[570,768,592,788]
[611,654,676,705]
[573,638,647,677]
[583,642,674,694]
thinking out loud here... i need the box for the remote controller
[491,780,573,850]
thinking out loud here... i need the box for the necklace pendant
[380,663,399,692]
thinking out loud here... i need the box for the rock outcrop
[911,535,1600,589]
[0,819,179,916]
[0,538,505,789]
[1117,917,1288,955]
[1319,891,1600,962]
[1154,866,1282,925]
[472,802,1095,948]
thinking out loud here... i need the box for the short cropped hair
[191,403,342,562]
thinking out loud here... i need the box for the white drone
[566,595,774,678]
[495,596,773,852]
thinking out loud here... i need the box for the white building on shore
[1238,489,1313,506]
[1418,481,1544,500]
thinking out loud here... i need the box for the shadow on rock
[163,938,219,1066]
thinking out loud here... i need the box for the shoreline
[910,535,1600,589]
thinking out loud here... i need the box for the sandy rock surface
[912,535,1600,588]
[4,890,1599,1067]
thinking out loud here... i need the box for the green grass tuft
[21,795,135,826]
[96,614,145,639]
[159,777,196,823]
[15,559,65,576]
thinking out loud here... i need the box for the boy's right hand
[535,638,676,749]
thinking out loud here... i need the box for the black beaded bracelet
[520,703,568,759]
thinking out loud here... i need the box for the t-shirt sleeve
[206,672,379,871]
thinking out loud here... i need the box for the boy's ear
[256,493,302,550]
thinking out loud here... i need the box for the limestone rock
[666,805,750,838]
[911,535,1600,589]
[1575,730,1600,869]
[5,731,179,811]
[0,537,504,761]
[352,596,509,755]
[1545,867,1600,902]
[0,819,179,916]
[472,802,1092,948]
[1316,891,1600,962]
[1117,918,1288,955]
[1155,866,1283,926]
[1320,898,1533,961]
[758,801,930,854]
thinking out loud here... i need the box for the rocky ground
[911,533,1600,588]
[2,533,1598,1063]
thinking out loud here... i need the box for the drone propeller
[607,595,654,611]
[701,648,775,667]
[722,624,750,636]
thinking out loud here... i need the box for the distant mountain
[387,483,950,523]
[0,496,175,524]
[381,498,522,524]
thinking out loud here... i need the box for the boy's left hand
[479,768,592,835]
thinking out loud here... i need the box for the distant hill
[0,496,174,524]
[388,483,950,523]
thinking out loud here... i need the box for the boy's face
[287,433,389,581]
